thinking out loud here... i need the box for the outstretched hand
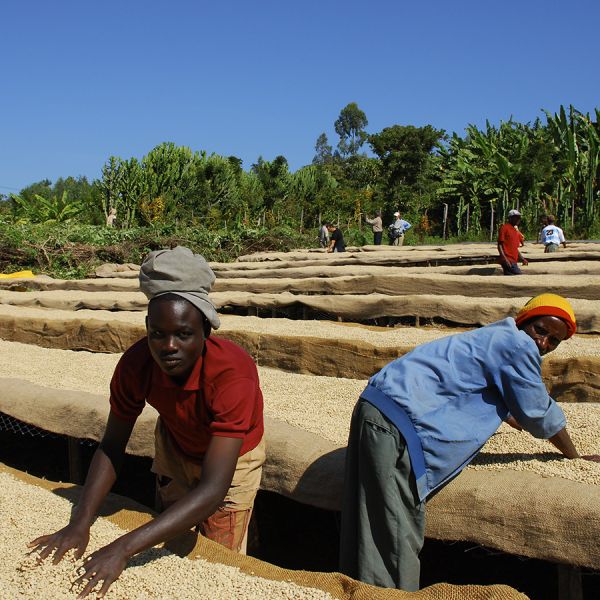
[73,541,129,598]
[28,522,90,564]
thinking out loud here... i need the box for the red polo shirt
[498,223,521,264]
[109,336,264,461]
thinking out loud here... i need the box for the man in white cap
[30,246,265,597]
[498,209,528,275]
[389,212,411,246]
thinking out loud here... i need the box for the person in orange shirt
[498,209,528,275]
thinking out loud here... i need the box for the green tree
[251,156,290,218]
[10,191,83,223]
[368,124,445,213]
[334,103,369,158]
[312,133,333,165]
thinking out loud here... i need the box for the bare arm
[548,426,600,462]
[75,435,243,597]
[29,411,135,562]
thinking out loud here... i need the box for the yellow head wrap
[515,293,576,339]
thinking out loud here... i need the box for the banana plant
[10,191,83,223]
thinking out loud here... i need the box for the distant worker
[540,215,567,252]
[388,212,411,246]
[319,223,329,248]
[326,222,346,253]
[498,209,528,275]
[537,214,549,244]
[364,211,383,245]
[106,207,118,227]
[340,293,600,591]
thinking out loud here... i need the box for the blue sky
[1,0,598,192]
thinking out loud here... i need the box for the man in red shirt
[498,209,529,275]
[30,246,265,597]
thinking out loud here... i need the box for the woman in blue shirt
[339,294,600,591]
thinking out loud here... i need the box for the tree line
[3,103,600,240]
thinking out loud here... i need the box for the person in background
[537,215,549,245]
[388,212,411,246]
[540,215,567,252]
[326,222,346,253]
[30,246,265,598]
[319,223,329,248]
[106,207,118,227]
[364,211,383,245]
[498,209,528,275]
[339,293,600,591]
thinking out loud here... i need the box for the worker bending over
[30,246,265,597]
[340,293,599,591]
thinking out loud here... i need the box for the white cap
[393,211,400,217]
[508,209,521,217]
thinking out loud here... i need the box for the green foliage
[0,222,314,279]
[312,133,333,165]
[10,191,83,223]
[334,103,369,158]
[11,102,600,247]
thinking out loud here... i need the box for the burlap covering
[0,464,527,600]
[94,262,139,278]
[0,270,600,300]
[1,379,599,570]
[4,270,600,300]
[0,308,598,402]
[212,260,600,279]
[234,243,600,265]
[6,290,600,332]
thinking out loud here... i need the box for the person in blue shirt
[339,293,600,591]
[389,212,411,246]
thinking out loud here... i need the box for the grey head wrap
[139,246,220,330]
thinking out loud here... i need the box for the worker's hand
[522,258,529,266]
[28,522,90,564]
[580,454,600,463]
[74,541,129,598]
[505,415,523,431]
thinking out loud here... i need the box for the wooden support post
[415,315,420,327]
[557,564,583,600]
[337,316,343,322]
[67,437,83,485]
[302,306,308,320]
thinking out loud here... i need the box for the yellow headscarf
[515,293,576,339]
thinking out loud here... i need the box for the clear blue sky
[1,0,599,192]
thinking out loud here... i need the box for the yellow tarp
[0,270,35,279]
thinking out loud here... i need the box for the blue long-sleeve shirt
[361,318,566,502]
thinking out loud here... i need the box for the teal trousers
[339,399,425,591]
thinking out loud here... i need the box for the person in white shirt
[388,212,411,246]
[540,215,566,252]
[318,223,329,248]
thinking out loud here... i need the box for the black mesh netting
[0,412,58,438]
[0,412,95,446]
